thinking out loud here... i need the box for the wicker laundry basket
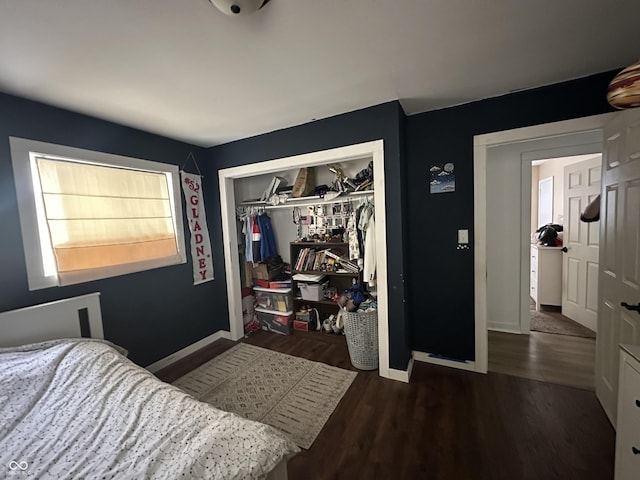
[342,310,378,370]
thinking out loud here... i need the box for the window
[10,137,186,290]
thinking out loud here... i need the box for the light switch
[458,229,469,244]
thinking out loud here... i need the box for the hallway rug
[530,307,596,338]
[173,343,357,449]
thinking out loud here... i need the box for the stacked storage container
[253,286,293,335]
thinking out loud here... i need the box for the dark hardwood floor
[156,330,615,480]
[488,330,596,390]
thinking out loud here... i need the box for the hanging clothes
[356,201,374,269]
[363,216,376,286]
[244,216,253,263]
[347,210,360,261]
[353,204,364,268]
[257,213,278,260]
[251,215,261,263]
[237,218,247,287]
[358,202,374,242]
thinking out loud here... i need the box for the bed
[0,293,298,479]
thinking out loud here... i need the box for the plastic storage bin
[253,286,291,312]
[255,307,293,335]
[342,310,378,370]
[299,283,326,301]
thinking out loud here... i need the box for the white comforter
[0,339,298,479]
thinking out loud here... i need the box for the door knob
[561,247,568,253]
[621,302,640,313]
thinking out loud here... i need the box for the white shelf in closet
[238,190,374,210]
[254,306,293,316]
[252,286,292,294]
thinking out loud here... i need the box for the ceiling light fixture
[209,0,270,16]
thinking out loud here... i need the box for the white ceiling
[1,0,638,147]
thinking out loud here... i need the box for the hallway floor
[488,329,595,390]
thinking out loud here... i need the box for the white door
[596,108,640,426]
[561,156,601,331]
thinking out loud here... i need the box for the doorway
[486,153,600,390]
[475,109,640,425]
[218,140,398,380]
[530,154,601,337]
[472,112,617,375]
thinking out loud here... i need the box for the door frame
[218,140,397,380]
[473,112,617,373]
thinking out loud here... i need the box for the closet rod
[238,190,374,210]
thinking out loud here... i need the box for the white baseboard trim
[413,350,477,373]
[146,330,232,373]
[488,327,527,334]
[385,355,415,383]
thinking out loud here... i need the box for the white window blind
[33,157,181,285]
[11,137,187,290]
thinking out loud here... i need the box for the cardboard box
[256,278,292,289]
[251,263,284,281]
[294,319,311,331]
[256,308,293,335]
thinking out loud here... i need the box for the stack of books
[294,248,320,271]
[325,250,359,273]
[294,248,360,273]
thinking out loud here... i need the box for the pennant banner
[181,171,214,284]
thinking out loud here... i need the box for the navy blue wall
[0,92,223,366]
[406,70,618,360]
[205,101,412,370]
[1,69,620,370]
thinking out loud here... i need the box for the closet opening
[218,140,394,379]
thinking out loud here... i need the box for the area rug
[172,343,357,449]
[530,308,596,338]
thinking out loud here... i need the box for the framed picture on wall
[429,163,456,194]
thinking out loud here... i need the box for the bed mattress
[0,339,298,479]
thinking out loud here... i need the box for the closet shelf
[292,270,360,277]
[238,190,374,210]
[255,306,293,316]
[294,297,337,306]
